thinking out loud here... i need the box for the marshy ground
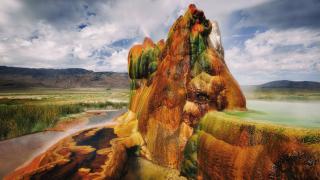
[1,87,319,179]
[0,88,129,140]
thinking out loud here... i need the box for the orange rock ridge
[128,4,246,168]
[6,4,246,179]
[7,4,319,180]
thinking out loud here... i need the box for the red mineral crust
[7,4,319,180]
[128,4,245,168]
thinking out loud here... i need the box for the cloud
[0,0,272,72]
[0,0,190,71]
[0,0,22,25]
[94,49,129,72]
[232,0,320,30]
[226,28,320,85]
[0,0,319,85]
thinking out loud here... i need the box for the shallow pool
[0,109,125,178]
[226,100,320,129]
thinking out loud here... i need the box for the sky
[0,0,319,85]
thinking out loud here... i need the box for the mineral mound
[128,4,245,168]
[6,4,320,180]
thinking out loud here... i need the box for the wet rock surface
[6,4,320,180]
[128,4,245,169]
[6,127,128,179]
[181,112,320,179]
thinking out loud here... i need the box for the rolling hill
[258,80,320,90]
[1,66,319,91]
[0,66,129,89]
[242,80,320,91]
[242,80,320,100]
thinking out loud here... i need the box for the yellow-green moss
[181,132,202,179]
[128,46,160,81]
[199,111,320,144]
[182,111,320,179]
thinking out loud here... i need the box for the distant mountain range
[0,66,319,91]
[242,80,320,91]
[258,80,320,90]
[0,66,129,89]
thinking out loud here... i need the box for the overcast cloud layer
[0,0,319,85]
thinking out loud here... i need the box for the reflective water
[0,109,125,178]
[227,100,320,128]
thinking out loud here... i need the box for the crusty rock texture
[5,4,246,179]
[128,4,245,168]
[5,112,147,180]
[5,111,147,180]
[5,125,130,180]
[6,4,320,180]
[181,112,320,179]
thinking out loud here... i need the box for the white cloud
[0,0,21,24]
[225,28,320,85]
[0,0,272,72]
[94,49,129,72]
[0,0,188,71]
[316,63,320,71]
[0,0,319,87]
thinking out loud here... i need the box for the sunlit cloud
[0,0,319,84]
[226,29,320,84]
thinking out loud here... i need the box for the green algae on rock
[6,4,320,180]
[128,38,163,81]
[128,4,246,169]
[181,111,320,179]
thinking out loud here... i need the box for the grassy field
[0,88,129,140]
[1,87,319,140]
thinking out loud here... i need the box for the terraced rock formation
[6,4,320,180]
[181,112,320,179]
[128,4,245,169]
[5,125,128,179]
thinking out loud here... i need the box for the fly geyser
[6,4,320,180]
[128,4,245,168]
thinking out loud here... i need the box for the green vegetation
[0,88,129,140]
[0,104,81,140]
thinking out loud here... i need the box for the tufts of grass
[0,101,127,140]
